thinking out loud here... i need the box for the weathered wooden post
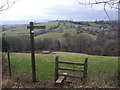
[30,22,36,82]
[7,52,11,77]
[27,22,45,82]
[83,58,88,79]
[55,56,59,82]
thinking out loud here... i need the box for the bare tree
[78,0,120,20]
[0,0,16,11]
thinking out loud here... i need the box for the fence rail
[54,56,88,82]
[58,61,85,66]
[58,67,84,72]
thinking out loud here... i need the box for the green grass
[3,30,29,36]
[81,33,97,40]
[38,21,59,26]
[88,22,111,29]
[88,22,101,27]
[2,24,45,36]
[36,21,59,30]
[8,52,118,83]
[35,32,65,41]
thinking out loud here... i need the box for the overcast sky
[0,0,118,21]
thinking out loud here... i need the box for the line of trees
[2,28,118,56]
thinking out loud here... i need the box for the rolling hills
[1,20,112,41]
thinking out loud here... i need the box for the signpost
[27,22,45,82]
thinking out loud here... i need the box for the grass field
[6,51,118,85]
[35,32,65,41]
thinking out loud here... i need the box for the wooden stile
[55,56,88,85]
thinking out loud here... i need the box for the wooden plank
[33,26,45,29]
[58,61,85,66]
[56,76,66,84]
[27,26,45,29]
[59,74,81,78]
[58,67,84,72]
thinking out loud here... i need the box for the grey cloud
[42,4,117,20]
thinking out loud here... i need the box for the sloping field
[35,32,65,41]
[7,51,118,84]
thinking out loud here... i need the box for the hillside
[1,21,112,41]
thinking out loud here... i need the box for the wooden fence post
[83,58,88,79]
[7,52,11,77]
[55,56,59,82]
